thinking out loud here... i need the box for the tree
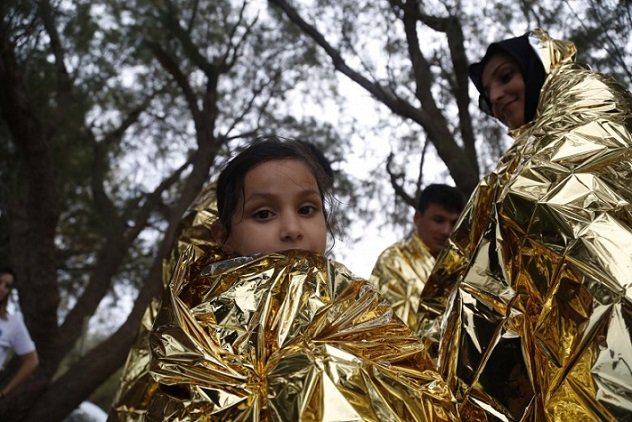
[2,0,631,419]
[269,0,482,198]
[0,0,347,419]
[268,0,632,204]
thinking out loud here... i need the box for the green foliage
[268,0,632,224]
[2,0,631,417]
[1,1,355,418]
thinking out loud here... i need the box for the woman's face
[482,53,526,129]
[224,158,327,256]
[0,272,13,302]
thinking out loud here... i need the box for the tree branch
[162,1,217,77]
[225,71,279,136]
[268,0,413,115]
[220,1,258,72]
[145,40,201,121]
[56,155,194,360]
[0,18,61,361]
[386,152,415,208]
[268,0,479,193]
[439,17,479,175]
[38,0,72,95]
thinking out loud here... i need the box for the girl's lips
[493,99,515,120]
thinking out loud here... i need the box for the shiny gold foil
[109,183,223,420]
[108,299,161,421]
[369,233,435,329]
[415,28,632,420]
[148,250,456,420]
[111,183,457,420]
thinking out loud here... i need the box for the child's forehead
[483,54,517,80]
[245,158,315,179]
[241,158,320,194]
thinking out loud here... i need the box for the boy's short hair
[416,184,466,214]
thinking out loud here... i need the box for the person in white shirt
[0,268,38,400]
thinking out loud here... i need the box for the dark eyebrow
[244,189,321,204]
[243,192,275,203]
[299,189,321,198]
[483,62,515,95]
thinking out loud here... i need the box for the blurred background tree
[0,0,630,419]
[0,0,348,419]
[269,0,632,218]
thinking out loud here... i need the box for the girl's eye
[298,205,318,216]
[500,69,515,84]
[253,209,274,220]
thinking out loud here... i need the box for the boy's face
[224,158,327,256]
[414,203,460,257]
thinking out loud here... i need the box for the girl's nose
[489,84,504,104]
[280,214,302,241]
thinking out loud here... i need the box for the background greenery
[1,0,630,419]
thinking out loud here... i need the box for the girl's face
[482,53,526,129]
[0,273,13,302]
[224,158,327,256]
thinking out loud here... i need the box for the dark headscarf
[468,33,546,125]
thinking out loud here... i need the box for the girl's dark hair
[216,136,335,239]
[468,32,546,125]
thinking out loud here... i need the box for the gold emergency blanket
[369,233,435,329]
[110,183,457,420]
[109,299,160,421]
[415,28,632,420]
[109,184,223,420]
[148,250,456,420]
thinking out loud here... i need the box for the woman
[0,269,39,400]
[469,31,546,130]
[415,29,632,420]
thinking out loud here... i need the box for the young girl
[121,136,457,420]
[214,138,331,257]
